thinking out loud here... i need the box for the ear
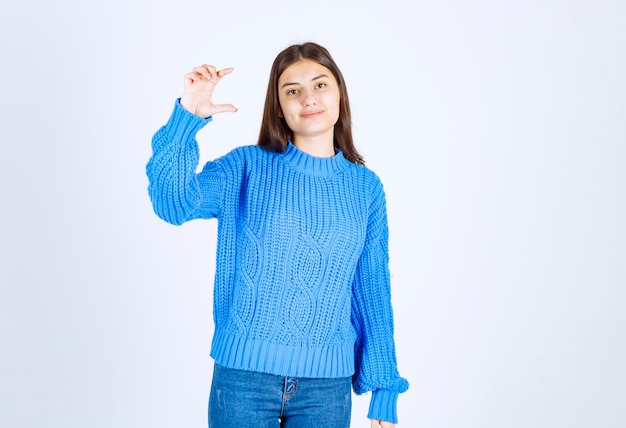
[277,108,284,118]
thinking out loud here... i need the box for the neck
[293,133,335,158]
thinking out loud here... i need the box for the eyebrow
[280,74,330,89]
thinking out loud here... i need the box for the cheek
[278,98,296,117]
[279,102,298,128]
[277,97,285,117]
[329,96,341,119]
[327,92,341,113]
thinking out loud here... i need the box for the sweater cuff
[367,389,400,424]
[164,98,212,142]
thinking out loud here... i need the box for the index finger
[217,67,235,78]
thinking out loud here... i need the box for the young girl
[147,42,408,427]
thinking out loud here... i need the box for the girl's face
[277,59,340,147]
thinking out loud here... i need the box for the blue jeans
[208,363,352,427]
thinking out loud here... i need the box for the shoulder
[224,145,278,161]
[219,144,259,158]
[345,162,386,199]
[210,145,272,167]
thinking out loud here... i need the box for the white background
[1,1,625,427]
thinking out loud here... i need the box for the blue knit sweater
[147,100,408,423]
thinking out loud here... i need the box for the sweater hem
[210,329,355,379]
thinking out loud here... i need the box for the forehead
[278,59,335,84]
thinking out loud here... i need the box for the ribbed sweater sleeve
[146,100,224,224]
[351,177,409,424]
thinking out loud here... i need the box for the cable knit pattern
[146,100,408,423]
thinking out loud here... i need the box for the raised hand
[180,65,237,118]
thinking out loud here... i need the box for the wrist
[367,389,400,424]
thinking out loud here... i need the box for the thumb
[213,103,238,114]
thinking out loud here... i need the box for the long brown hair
[257,42,364,165]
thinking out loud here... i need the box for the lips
[301,110,324,118]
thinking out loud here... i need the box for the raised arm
[146,65,237,225]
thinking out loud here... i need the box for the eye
[287,88,299,96]
[315,82,327,89]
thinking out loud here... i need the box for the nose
[302,89,317,106]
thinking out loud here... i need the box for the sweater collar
[281,142,351,177]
